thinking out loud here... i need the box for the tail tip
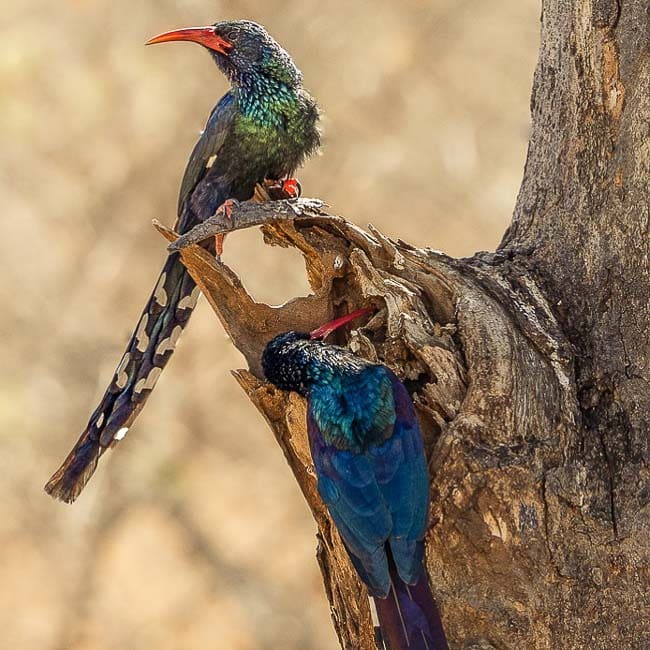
[44,437,103,504]
[44,468,85,504]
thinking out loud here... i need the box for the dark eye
[227,30,238,41]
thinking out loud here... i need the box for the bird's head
[262,308,375,395]
[146,20,302,87]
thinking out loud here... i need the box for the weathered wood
[155,0,649,646]
[500,0,649,645]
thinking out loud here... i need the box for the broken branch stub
[154,198,576,649]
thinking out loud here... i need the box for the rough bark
[156,0,649,647]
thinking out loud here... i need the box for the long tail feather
[45,241,208,502]
[374,565,448,650]
[45,179,295,502]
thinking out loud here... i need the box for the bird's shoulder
[309,364,397,450]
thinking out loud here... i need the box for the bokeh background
[1,1,540,648]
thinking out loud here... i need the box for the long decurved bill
[146,26,233,55]
[310,307,375,341]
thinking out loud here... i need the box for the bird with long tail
[45,20,320,502]
[262,308,449,650]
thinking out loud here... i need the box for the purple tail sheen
[374,567,449,650]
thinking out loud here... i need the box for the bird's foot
[281,177,302,198]
[261,177,302,201]
[216,197,240,220]
[214,198,240,256]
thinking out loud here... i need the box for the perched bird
[45,20,320,502]
[262,309,449,650]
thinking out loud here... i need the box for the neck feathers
[235,73,298,126]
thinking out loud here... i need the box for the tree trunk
[157,0,649,647]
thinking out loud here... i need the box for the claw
[217,198,239,220]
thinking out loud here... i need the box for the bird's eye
[227,30,238,42]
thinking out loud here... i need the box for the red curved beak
[146,26,233,55]
[310,307,375,341]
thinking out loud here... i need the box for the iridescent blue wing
[381,370,430,584]
[177,91,236,216]
[308,408,393,596]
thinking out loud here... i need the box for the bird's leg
[213,198,240,257]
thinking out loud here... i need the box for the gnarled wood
[155,0,649,646]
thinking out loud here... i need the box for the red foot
[217,198,239,220]
[281,178,302,198]
[214,199,239,256]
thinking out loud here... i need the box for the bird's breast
[211,116,303,193]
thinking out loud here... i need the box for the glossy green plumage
[200,20,320,199]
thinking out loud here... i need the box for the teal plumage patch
[310,366,396,451]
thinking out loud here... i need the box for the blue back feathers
[308,369,430,597]
[262,334,431,599]
[310,364,396,451]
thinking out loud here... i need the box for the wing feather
[384,371,430,582]
[176,91,236,215]
[308,412,392,595]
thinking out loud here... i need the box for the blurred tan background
[1,1,539,648]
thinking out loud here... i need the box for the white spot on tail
[153,273,168,307]
[135,314,150,353]
[95,413,105,428]
[206,155,217,169]
[115,427,129,441]
[178,286,201,310]
[115,352,131,389]
[155,326,183,356]
[134,367,162,394]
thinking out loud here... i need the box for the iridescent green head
[147,20,302,87]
